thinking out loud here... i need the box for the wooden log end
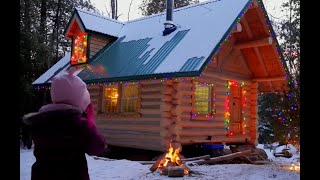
[167,166,185,177]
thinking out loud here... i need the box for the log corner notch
[234,37,273,50]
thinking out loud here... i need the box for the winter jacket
[23,103,105,180]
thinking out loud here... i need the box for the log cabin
[33,0,289,153]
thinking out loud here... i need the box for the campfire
[149,143,190,177]
[289,162,300,172]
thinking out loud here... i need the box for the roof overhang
[64,10,86,39]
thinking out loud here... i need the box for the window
[71,32,88,65]
[102,84,139,113]
[121,84,139,112]
[103,86,119,113]
[193,83,215,116]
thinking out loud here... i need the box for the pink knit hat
[50,67,90,111]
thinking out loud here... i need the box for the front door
[229,85,242,135]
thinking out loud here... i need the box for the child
[23,67,105,180]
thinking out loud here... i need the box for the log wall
[89,34,113,58]
[89,82,165,152]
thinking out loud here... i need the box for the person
[23,67,105,180]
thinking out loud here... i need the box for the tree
[258,0,300,146]
[19,0,97,119]
[140,0,199,16]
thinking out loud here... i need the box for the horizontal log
[89,43,105,50]
[95,116,161,122]
[162,95,173,102]
[172,99,192,105]
[141,114,162,118]
[163,87,176,95]
[234,37,273,49]
[90,35,110,42]
[99,124,161,133]
[187,115,226,122]
[181,120,226,129]
[252,76,286,82]
[141,100,162,106]
[87,85,100,90]
[140,109,161,115]
[173,82,193,89]
[141,93,161,99]
[141,90,161,95]
[141,82,163,88]
[189,150,252,165]
[180,135,250,144]
[141,105,160,109]
[104,133,161,141]
[95,119,162,126]
[179,129,227,137]
[106,139,163,152]
[201,72,251,83]
[141,80,164,85]
[162,112,172,118]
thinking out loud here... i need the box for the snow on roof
[121,0,250,74]
[32,53,71,85]
[36,0,255,84]
[75,8,125,37]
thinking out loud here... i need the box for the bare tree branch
[104,2,111,18]
[127,0,134,21]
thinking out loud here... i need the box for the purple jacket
[23,104,105,180]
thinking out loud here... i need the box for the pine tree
[258,0,300,146]
[19,0,97,117]
[139,0,199,16]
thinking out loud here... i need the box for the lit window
[193,83,215,116]
[103,86,119,113]
[71,32,88,65]
[102,84,139,113]
[121,84,139,112]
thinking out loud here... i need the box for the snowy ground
[20,144,300,180]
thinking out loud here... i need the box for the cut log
[231,23,242,33]
[139,155,211,165]
[149,153,166,172]
[167,166,184,177]
[189,149,252,165]
[234,37,273,49]
[182,155,211,162]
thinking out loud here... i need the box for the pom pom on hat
[50,67,90,111]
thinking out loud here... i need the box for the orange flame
[158,143,189,175]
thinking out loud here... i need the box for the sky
[90,0,288,22]
[20,143,300,180]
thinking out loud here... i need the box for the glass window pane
[122,84,139,112]
[194,84,210,115]
[103,86,118,112]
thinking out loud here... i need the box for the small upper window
[71,32,88,65]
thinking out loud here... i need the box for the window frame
[192,82,215,117]
[70,32,90,65]
[102,85,120,113]
[120,84,139,113]
[101,84,140,113]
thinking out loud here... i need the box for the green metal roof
[78,29,205,82]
